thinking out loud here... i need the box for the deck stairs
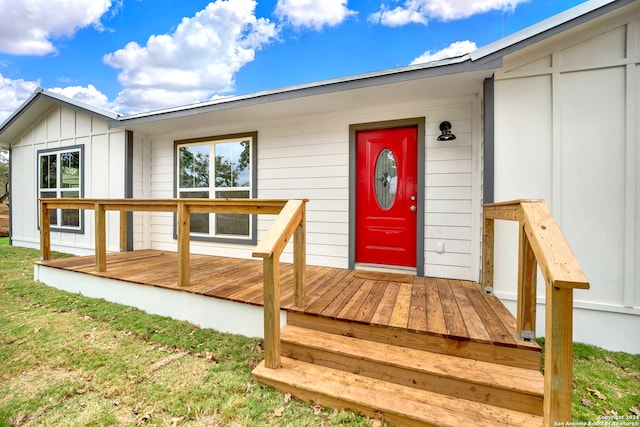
[253,312,544,427]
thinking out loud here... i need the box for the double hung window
[38,145,84,232]
[176,133,256,243]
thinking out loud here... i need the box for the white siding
[10,106,126,254]
[493,10,640,353]
[140,97,483,280]
[425,102,481,280]
[132,133,151,250]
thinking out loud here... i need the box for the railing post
[293,202,306,309]
[263,254,281,369]
[482,213,494,292]
[544,283,574,427]
[177,201,190,287]
[95,202,107,272]
[39,200,51,261]
[517,221,537,340]
[119,210,128,252]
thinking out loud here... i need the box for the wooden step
[253,357,543,427]
[281,325,544,415]
[287,311,542,370]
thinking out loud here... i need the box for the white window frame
[174,132,257,244]
[37,145,84,233]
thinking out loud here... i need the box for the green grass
[569,342,640,422]
[0,237,638,426]
[0,238,378,426]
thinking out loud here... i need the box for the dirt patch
[0,203,8,237]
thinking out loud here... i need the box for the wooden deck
[39,249,545,425]
[39,249,539,353]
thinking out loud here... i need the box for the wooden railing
[252,199,306,369]
[39,198,307,370]
[483,200,589,427]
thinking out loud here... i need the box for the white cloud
[0,0,113,55]
[370,0,528,27]
[411,40,477,65]
[275,0,356,30]
[103,0,277,113]
[0,76,114,124]
[0,74,40,123]
[48,85,111,110]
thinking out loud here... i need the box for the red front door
[356,127,418,267]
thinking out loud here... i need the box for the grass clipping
[0,242,374,426]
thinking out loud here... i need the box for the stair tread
[254,357,543,427]
[281,325,544,397]
[287,312,542,370]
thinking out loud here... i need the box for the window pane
[60,191,80,227]
[214,141,250,188]
[180,191,209,234]
[41,191,58,225]
[179,145,210,189]
[40,154,57,189]
[374,148,397,210]
[41,191,57,199]
[61,210,80,227]
[215,190,249,236]
[60,151,80,189]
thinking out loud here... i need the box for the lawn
[0,238,638,426]
[0,239,375,426]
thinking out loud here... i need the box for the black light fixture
[437,121,456,141]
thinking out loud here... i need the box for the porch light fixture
[437,121,456,141]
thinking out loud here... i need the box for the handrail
[483,199,589,427]
[39,198,308,370]
[252,199,307,369]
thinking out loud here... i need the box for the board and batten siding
[492,9,640,353]
[141,97,483,282]
[10,106,126,254]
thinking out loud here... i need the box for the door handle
[410,205,417,212]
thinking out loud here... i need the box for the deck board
[407,277,427,332]
[449,280,493,343]
[305,270,355,314]
[322,277,364,318]
[37,250,540,350]
[353,281,387,323]
[424,277,448,336]
[437,278,469,339]
[338,279,376,320]
[387,282,412,329]
[369,281,401,326]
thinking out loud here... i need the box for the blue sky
[0,0,587,122]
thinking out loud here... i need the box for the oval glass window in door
[374,148,397,209]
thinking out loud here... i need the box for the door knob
[410,205,417,212]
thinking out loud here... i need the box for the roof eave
[0,88,119,145]
[110,54,498,128]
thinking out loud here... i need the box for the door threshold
[354,263,417,276]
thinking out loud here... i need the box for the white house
[1,0,638,353]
